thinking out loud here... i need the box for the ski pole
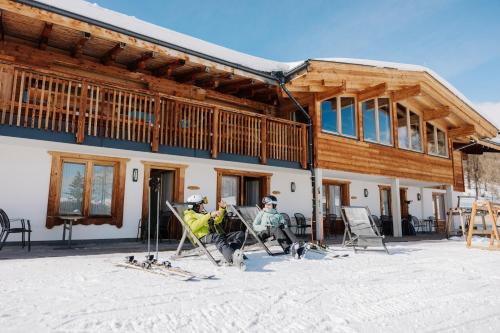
[156,177,160,260]
[147,178,151,256]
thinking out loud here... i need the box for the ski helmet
[262,195,278,208]
[187,194,208,210]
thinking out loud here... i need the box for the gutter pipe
[273,69,318,243]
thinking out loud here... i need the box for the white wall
[0,136,311,242]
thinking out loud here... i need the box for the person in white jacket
[253,195,305,258]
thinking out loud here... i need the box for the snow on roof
[31,1,498,132]
[33,0,290,73]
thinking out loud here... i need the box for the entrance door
[148,169,175,240]
[378,186,408,217]
[432,192,446,232]
[322,181,350,235]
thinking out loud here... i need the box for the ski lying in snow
[117,259,196,281]
[134,255,216,280]
[305,244,349,258]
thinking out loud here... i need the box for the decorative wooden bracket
[101,42,126,65]
[357,82,387,101]
[423,106,450,121]
[71,32,91,58]
[153,59,186,78]
[176,67,210,83]
[391,84,421,102]
[128,51,157,71]
[38,22,53,50]
[315,81,347,101]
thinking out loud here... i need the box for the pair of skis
[304,243,349,259]
[118,255,215,281]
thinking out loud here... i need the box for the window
[362,98,392,145]
[321,97,356,137]
[433,193,446,220]
[216,169,271,207]
[46,152,128,228]
[379,187,392,216]
[426,123,448,157]
[396,103,422,151]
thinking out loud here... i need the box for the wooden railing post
[212,107,219,159]
[76,80,88,144]
[301,124,308,169]
[261,117,267,164]
[151,93,160,152]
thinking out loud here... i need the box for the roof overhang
[454,139,500,155]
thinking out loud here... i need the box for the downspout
[273,70,318,243]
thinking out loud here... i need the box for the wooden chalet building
[0,0,497,243]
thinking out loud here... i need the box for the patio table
[57,215,84,248]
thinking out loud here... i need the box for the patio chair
[380,215,393,236]
[0,209,32,251]
[166,201,222,266]
[227,205,284,256]
[410,216,426,234]
[280,213,292,230]
[371,215,382,233]
[340,206,389,254]
[294,213,310,236]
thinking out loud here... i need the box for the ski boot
[232,249,246,271]
[291,241,306,259]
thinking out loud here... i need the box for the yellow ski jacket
[183,208,225,239]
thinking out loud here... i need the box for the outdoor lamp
[291,182,296,192]
[417,193,422,201]
[364,188,369,197]
[132,168,138,182]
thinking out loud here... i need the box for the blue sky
[96,0,500,125]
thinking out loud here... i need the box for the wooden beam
[71,32,91,58]
[76,81,88,144]
[101,42,126,65]
[151,93,161,152]
[0,10,4,41]
[128,51,157,71]
[153,59,186,78]
[175,67,210,83]
[357,82,387,101]
[391,84,421,102]
[217,78,254,93]
[314,81,347,101]
[448,125,475,138]
[423,106,451,121]
[196,78,220,89]
[38,22,53,50]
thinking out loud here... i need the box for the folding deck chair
[227,205,285,256]
[340,206,389,254]
[166,201,223,266]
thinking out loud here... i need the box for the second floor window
[426,123,448,157]
[397,103,422,152]
[321,97,356,137]
[362,98,392,145]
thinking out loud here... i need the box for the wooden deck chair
[166,201,223,266]
[340,206,389,254]
[227,205,285,256]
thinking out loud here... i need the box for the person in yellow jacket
[184,194,245,266]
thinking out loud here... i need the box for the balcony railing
[0,68,308,168]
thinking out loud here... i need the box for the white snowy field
[1,239,500,333]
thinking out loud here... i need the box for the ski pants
[259,225,299,252]
[201,231,245,263]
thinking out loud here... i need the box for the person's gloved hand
[218,200,227,209]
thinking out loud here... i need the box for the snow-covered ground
[1,239,500,333]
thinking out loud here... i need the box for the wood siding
[452,150,465,192]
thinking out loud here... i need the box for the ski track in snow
[1,239,500,333]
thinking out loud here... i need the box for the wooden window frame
[141,161,187,223]
[378,185,409,217]
[215,168,271,206]
[362,97,393,146]
[320,95,358,139]
[323,179,351,218]
[426,122,449,158]
[46,151,129,228]
[396,102,423,152]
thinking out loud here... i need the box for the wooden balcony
[0,68,308,168]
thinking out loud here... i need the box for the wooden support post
[301,124,308,169]
[261,117,267,165]
[212,107,219,159]
[151,93,161,152]
[76,80,88,144]
[71,32,91,58]
[38,22,53,50]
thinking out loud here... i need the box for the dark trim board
[0,126,303,169]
